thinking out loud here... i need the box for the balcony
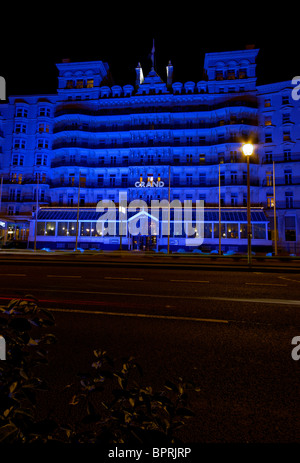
[53,117,258,134]
[52,134,259,151]
[54,97,257,118]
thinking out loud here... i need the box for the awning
[37,208,268,223]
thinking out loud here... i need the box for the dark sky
[1,6,298,97]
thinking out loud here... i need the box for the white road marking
[278,276,300,283]
[170,279,210,283]
[104,277,144,281]
[47,275,82,278]
[47,307,228,324]
[245,283,287,287]
[7,288,300,306]
[1,274,27,277]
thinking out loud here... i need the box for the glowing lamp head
[242,143,254,156]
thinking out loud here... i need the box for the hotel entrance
[128,210,159,251]
[132,235,157,251]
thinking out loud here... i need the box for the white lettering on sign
[135,181,165,188]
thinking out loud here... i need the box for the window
[66,80,74,89]
[12,154,24,166]
[186,154,192,164]
[215,70,224,80]
[230,171,237,184]
[16,107,28,118]
[69,174,75,186]
[285,216,296,241]
[15,123,27,133]
[284,169,292,185]
[186,174,192,186]
[238,68,247,79]
[79,194,85,206]
[199,173,206,186]
[265,151,273,163]
[14,139,26,149]
[231,193,238,206]
[285,192,294,208]
[265,132,272,143]
[283,130,291,141]
[45,222,55,236]
[173,174,180,186]
[282,95,289,105]
[109,174,116,187]
[282,113,291,124]
[253,223,266,239]
[264,99,271,107]
[199,154,205,164]
[79,174,86,188]
[87,79,94,88]
[227,69,236,80]
[36,153,47,166]
[38,107,51,117]
[266,171,273,186]
[38,123,50,133]
[76,80,84,89]
[284,149,291,161]
[264,116,272,126]
[68,194,74,206]
[227,223,238,238]
[267,194,274,208]
[230,151,237,162]
[37,139,49,149]
[121,174,128,187]
[97,174,104,186]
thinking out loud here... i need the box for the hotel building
[0,47,299,253]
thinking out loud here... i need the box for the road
[1,257,300,443]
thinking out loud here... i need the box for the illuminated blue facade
[0,48,299,253]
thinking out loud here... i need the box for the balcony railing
[50,156,259,169]
[54,98,258,118]
[53,118,258,134]
[52,134,259,151]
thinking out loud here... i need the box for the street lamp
[242,143,254,267]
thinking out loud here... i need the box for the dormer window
[238,69,247,79]
[227,69,236,80]
[39,107,51,117]
[215,70,224,81]
[16,107,28,118]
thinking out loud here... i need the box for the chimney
[166,60,173,87]
[135,62,144,86]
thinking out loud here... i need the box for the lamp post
[242,143,254,267]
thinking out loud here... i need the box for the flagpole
[34,173,39,251]
[273,161,277,256]
[75,172,80,251]
[167,165,170,254]
[219,164,221,255]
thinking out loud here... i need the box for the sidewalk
[0,248,299,272]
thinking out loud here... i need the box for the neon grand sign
[135,175,164,188]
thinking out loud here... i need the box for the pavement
[0,248,299,273]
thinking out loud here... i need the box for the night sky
[0,7,298,97]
